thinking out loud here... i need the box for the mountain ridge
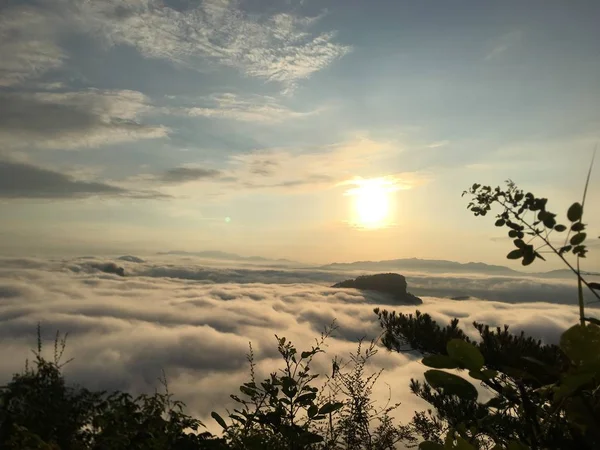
[155,251,598,278]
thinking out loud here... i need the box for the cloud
[167,93,319,123]
[0,5,66,87]
[160,167,223,184]
[427,140,449,149]
[340,174,429,193]
[133,136,412,194]
[71,0,351,89]
[0,160,166,199]
[223,137,412,192]
[0,255,589,433]
[0,90,168,150]
[484,30,523,61]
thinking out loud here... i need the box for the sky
[2,0,600,270]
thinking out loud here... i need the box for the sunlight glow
[344,177,398,229]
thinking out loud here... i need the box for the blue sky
[1,0,599,269]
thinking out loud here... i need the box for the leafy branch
[462,165,600,325]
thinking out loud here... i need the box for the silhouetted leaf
[522,252,535,266]
[567,202,583,222]
[589,282,600,291]
[302,432,324,444]
[485,396,507,409]
[570,233,586,246]
[307,404,318,418]
[495,219,505,227]
[469,369,497,380]
[211,412,227,429]
[554,224,567,232]
[508,230,518,238]
[239,386,256,397]
[318,402,344,415]
[424,370,478,400]
[507,249,523,260]
[559,245,572,254]
[422,355,460,369]
[447,339,484,371]
[296,392,317,406]
[571,222,585,232]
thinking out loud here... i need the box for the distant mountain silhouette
[117,255,145,263]
[153,252,598,279]
[322,258,518,275]
[332,273,422,305]
[321,258,596,278]
[157,250,296,264]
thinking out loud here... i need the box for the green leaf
[506,249,523,259]
[567,202,583,222]
[455,436,477,450]
[521,356,557,376]
[522,251,535,266]
[565,396,595,431]
[447,339,484,371]
[318,402,344,415]
[513,239,525,248]
[419,442,444,450]
[301,432,324,444]
[422,355,460,369]
[211,412,227,429]
[555,372,596,401]
[296,392,317,405]
[560,324,600,366]
[424,370,478,400]
[469,369,497,381]
[559,245,572,254]
[485,396,506,409]
[542,215,556,229]
[570,233,587,246]
[507,441,530,450]
[239,386,256,396]
[554,224,567,232]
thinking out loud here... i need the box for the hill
[332,273,423,305]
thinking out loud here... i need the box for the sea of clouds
[0,255,593,433]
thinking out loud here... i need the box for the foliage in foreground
[374,176,600,450]
[1,176,599,450]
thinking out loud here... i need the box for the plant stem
[577,258,584,326]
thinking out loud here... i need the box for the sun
[345,178,395,229]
